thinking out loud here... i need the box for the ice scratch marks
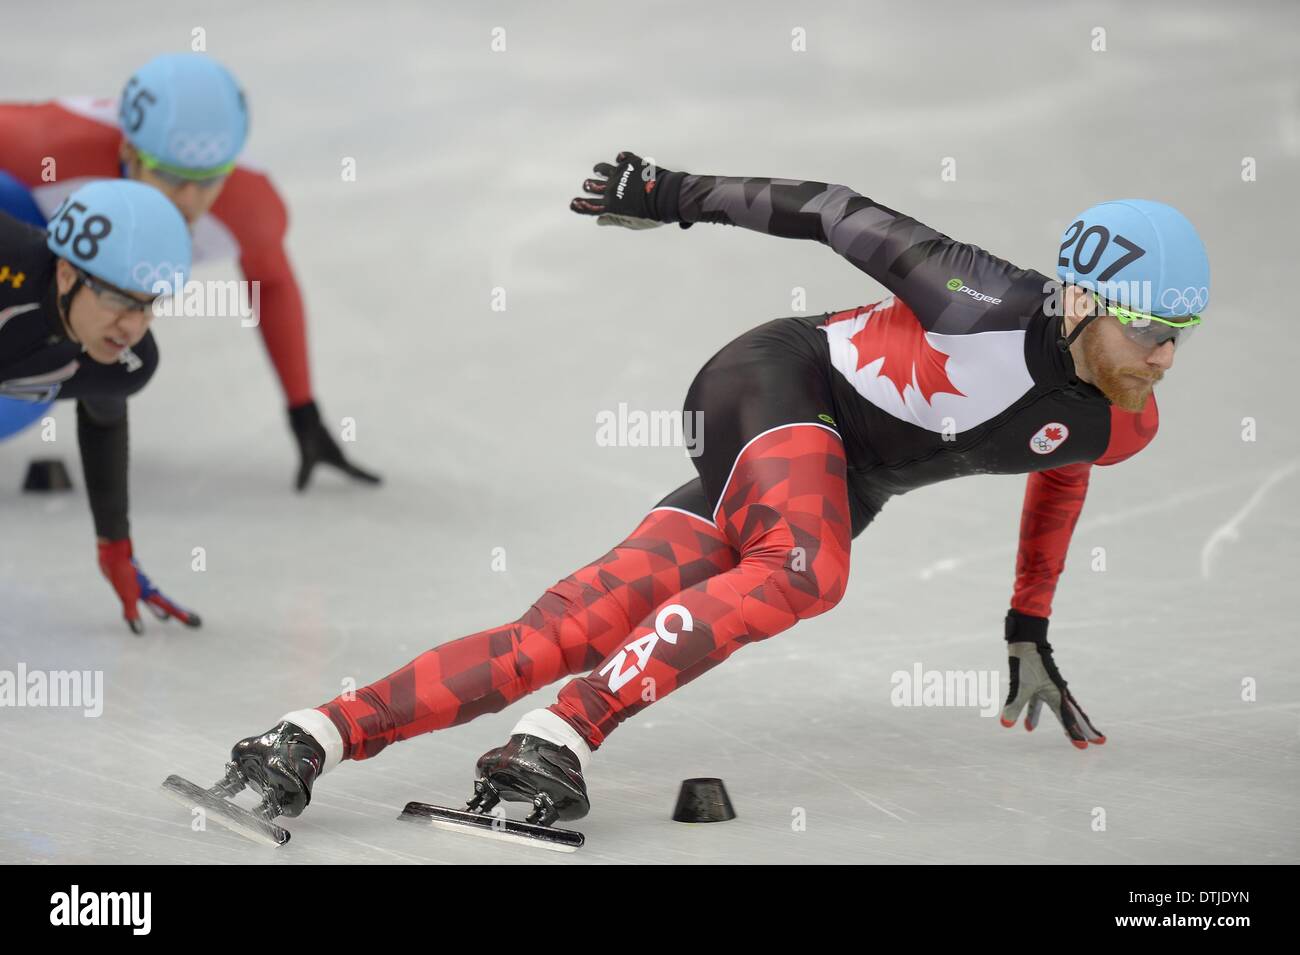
[680,710,911,823]
[912,463,1294,584]
[1200,459,1300,579]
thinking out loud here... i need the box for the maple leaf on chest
[848,303,966,404]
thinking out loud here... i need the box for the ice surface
[1,1,1297,864]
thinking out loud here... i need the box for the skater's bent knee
[734,546,848,638]
[781,557,849,617]
[730,507,849,621]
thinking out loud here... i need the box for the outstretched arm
[76,396,131,541]
[213,167,382,491]
[571,150,1021,326]
[999,462,1105,749]
[1010,462,1092,619]
[1010,394,1161,616]
[215,169,312,407]
[63,340,201,634]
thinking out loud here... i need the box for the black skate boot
[469,733,590,826]
[160,720,326,847]
[229,720,327,818]
[397,733,589,851]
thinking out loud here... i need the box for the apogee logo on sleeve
[946,277,1003,305]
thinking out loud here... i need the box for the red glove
[97,538,203,635]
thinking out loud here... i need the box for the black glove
[999,609,1106,749]
[569,150,692,230]
[288,400,382,492]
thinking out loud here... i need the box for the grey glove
[1000,609,1106,749]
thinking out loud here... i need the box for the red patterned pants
[319,318,863,756]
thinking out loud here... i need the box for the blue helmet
[1057,199,1209,318]
[46,180,192,294]
[119,53,248,175]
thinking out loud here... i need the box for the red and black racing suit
[312,174,1157,756]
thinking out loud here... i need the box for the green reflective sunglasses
[1101,300,1201,349]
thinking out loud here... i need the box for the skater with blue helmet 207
[1,178,201,633]
[170,154,1213,850]
[1053,197,1208,412]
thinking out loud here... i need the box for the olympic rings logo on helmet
[166,132,233,167]
[1158,286,1209,313]
[131,260,181,290]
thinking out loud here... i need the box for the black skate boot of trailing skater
[160,720,326,847]
[230,720,327,819]
[469,733,590,826]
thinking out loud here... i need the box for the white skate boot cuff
[280,708,345,775]
[511,709,592,771]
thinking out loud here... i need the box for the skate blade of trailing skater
[161,773,290,847]
[398,801,584,853]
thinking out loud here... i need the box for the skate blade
[399,801,584,852]
[161,774,290,847]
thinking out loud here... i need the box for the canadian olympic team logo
[166,132,232,167]
[1159,286,1209,313]
[1030,422,1069,455]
